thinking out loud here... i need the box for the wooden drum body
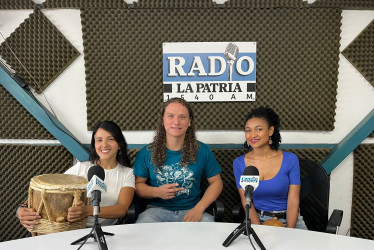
[28,174,88,235]
[263,218,285,227]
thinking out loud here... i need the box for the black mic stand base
[222,220,266,250]
[71,220,114,250]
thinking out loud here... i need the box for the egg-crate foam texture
[0,9,80,94]
[132,0,217,8]
[352,144,374,240]
[0,85,55,139]
[312,0,374,9]
[82,7,341,131]
[223,0,307,8]
[342,19,374,87]
[0,145,73,242]
[41,0,129,9]
[0,0,35,9]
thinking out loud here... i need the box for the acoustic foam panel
[342,19,374,87]
[41,0,129,8]
[352,144,374,240]
[0,85,55,139]
[223,0,307,8]
[132,0,217,8]
[0,145,73,242]
[0,0,35,9]
[40,0,308,9]
[82,7,341,131]
[0,9,80,94]
[312,0,374,9]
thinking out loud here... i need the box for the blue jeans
[258,211,308,230]
[136,206,215,223]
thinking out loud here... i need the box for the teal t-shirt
[134,141,222,211]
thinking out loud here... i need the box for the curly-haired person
[233,106,307,229]
[134,98,223,223]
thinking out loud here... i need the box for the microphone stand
[71,213,114,250]
[222,203,266,250]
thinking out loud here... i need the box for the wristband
[16,203,28,218]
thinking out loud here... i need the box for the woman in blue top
[233,107,306,229]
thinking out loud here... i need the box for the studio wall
[0,0,373,242]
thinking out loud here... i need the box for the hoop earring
[269,137,273,145]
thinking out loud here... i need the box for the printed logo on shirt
[156,163,195,197]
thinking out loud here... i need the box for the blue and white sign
[163,42,256,102]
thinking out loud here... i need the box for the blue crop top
[233,151,300,212]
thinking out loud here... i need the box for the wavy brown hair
[151,98,198,168]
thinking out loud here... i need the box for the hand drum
[28,174,88,235]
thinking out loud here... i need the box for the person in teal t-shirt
[134,98,223,223]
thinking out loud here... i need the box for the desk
[1,223,373,250]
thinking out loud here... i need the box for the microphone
[71,165,112,249]
[87,165,107,218]
[222,166,265,249]
[239,166,259,208]
[224,42,239,81]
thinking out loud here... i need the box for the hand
[157,183,184,200]
[67,201,89,222]
[182,207,204,222]
[18,207,41,230]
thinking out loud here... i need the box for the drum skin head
[30,174,87,190]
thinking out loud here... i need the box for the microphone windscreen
[87,165,105,181]
[243,166,259,176]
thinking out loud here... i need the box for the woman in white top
[17,121,135,229]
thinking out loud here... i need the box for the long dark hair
[151,98,198,168]
[244,106,281,150]
[89,120,131,167]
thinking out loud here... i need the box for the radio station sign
[163,42,256,102]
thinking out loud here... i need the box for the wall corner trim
[0,64,89,162]
[322,109,374,174]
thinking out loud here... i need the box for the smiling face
[245,117,274,149]
[163,102,191,141]
[94,128,120,163]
